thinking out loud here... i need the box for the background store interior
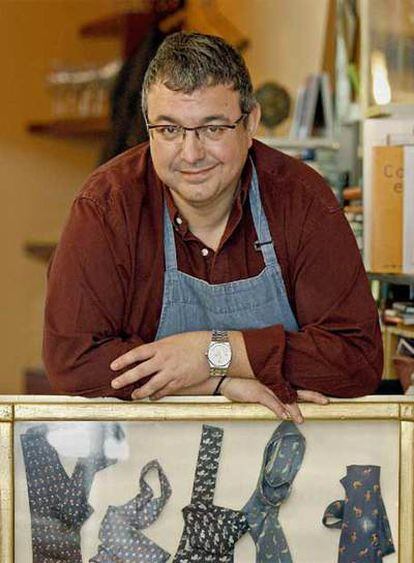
[1,0,413,395]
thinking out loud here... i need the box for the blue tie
[243,421,306,562]
[322,465,395,562]
[91,459,172,562]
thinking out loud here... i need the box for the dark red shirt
[43,139,383,402]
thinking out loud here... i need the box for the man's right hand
[220,378,328,424]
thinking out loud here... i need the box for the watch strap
[212,330,228,342]
[210,366,228,377]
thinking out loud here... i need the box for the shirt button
[176,216,183,225]
[201,248,209,257]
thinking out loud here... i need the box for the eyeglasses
[146,113,247,143]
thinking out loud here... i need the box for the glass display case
[0,396,413,562]
[361,0,414,116]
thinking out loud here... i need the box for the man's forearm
[171,331,255,396]
[111,329,256,400]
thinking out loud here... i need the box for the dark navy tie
[243,421,305,562]
[323,465,395,562]
[91,459,172,562]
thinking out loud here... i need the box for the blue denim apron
[155,161,299,340]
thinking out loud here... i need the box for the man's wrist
[206,330,232,377]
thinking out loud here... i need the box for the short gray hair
[141,32,256,118]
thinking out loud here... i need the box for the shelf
[79,11,155,39]
[367,272,414,286]
[26,117,109,138]
[386,325,414,338]
[343,186,362,200]
[24,242,57,263]
[259,137,340,151]
[79,13,130,38]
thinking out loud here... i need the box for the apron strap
[248,159,278,268]
[163,202,178,271]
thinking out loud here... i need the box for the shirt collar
[163,155,253,245]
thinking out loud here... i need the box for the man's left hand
[110,332,211,399]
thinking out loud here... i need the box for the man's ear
[246,103,261,138]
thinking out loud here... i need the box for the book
[293,72,334,140]
[393,302,414,314]
[383,309,414,325]
[342,186,362,200]
[370,146,403,273]
[396,314,414,325]
[319,72,334,138]
[403,146,414,273]
[298,74,320,139]
[362,118,414,270]
[289,85,306,139]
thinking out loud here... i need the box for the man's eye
[160,125,180,136]
[206,125,224,134]
[203,125,227,140]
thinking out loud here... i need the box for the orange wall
[0,1,121,393]
[212,0,329,135]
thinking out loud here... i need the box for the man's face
[146,82,260,208]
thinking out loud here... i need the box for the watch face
[208,343,231,367]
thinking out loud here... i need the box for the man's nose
[180,129,206,163]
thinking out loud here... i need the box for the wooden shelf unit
[382,324,414,380]
[258,136,340,151]
[27,116,109,138]
[24,242,57,263]
[79,12,132,38]
[368,272,414,287]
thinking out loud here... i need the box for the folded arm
[44,193,382,406]
[242,207,382,400]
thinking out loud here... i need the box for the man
[43,32,382,423]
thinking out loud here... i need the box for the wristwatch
[205,330,232,377]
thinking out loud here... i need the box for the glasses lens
[201,125,228,142]
[154,125,183,141]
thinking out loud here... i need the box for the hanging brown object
[159,0,248,51]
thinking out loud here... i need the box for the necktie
[21,424,117,563]
[90,459,172,562]
[173,424,249,562]
[323,465,395,562]
[243,421,305,562]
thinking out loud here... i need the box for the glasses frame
[145,113,248,143]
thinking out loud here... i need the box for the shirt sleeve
[43,196,147,400]
[242,206,383,402]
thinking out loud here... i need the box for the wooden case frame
[0,396,413,562]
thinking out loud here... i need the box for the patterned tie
[322,465,395,562]
[242,421,306,563]
[21,424,118,563]
[173,424,249,562]
[90,459,172,562]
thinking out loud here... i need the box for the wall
[0,1,121,393]
[205,0,330,135]
[0,0,329,394]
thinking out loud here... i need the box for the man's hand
[110,332,211,399]
[220,378,328,424]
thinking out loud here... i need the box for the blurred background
[1,0,414,396]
